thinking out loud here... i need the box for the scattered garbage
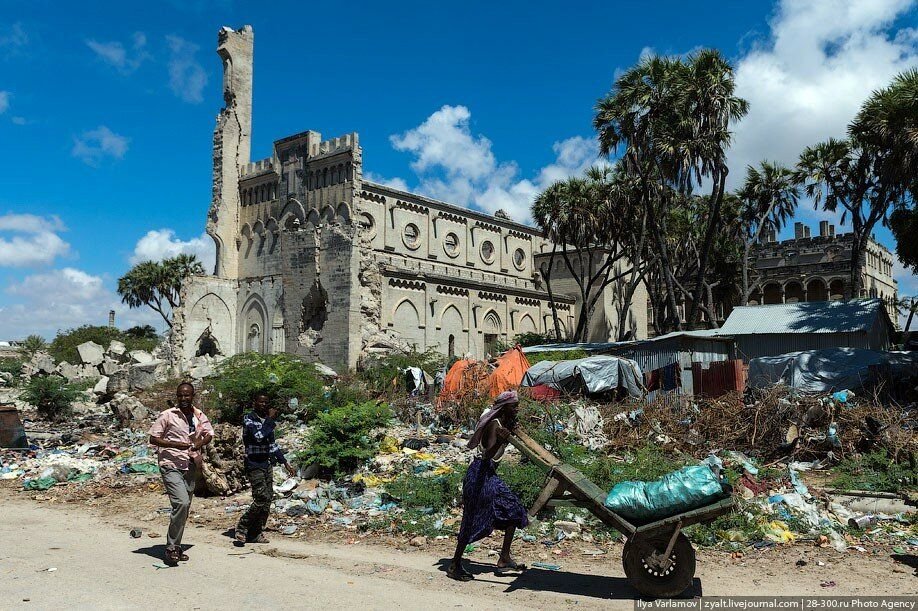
[130,528,142,538]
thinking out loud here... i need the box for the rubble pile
[0,403,160,491]
[199,423,246,496]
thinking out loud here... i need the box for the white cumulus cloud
[71,126,130,166]
[0,267,163,340]
[86,32,150,74]
[385,105,601,223]
[0,91,9,114]
[166,35,207,103]
[729,0,918,189]
[0,213,70,267]
[0,22,28,58]
[130,229,216,272]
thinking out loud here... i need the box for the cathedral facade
[172,26,647,371]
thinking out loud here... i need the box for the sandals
[446,564,473,582]
[164,546,182,566]
[496,559,527,574]
[248,534,270,544]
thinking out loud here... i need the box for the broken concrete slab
[92,376,109,395]
[77,341,105,366]
[128,350,154,365]
[107,340,126,357]
[100,357,123,376]
[30,352,56,375]
[56,361,80,381]
[106,370,130,395]
[108,393,151,426]
[129,360,164,390]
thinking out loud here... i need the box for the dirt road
[0,496,914,610]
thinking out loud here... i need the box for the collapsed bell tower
[207,25,253,278]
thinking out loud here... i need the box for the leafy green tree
[594,50,748,330]
[117,254,204,328]
[18,334,47,359]
[298,401,392,478]
[48,325,157,364]
[737,162,800,305]
[124,324,159,340]
[533,166,649,342]
[797,70,916,299]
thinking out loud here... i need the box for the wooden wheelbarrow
[508,430,734,598]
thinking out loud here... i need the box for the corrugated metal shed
[719,299,894,362]
[522,332,737,395]
[720,299,888,334]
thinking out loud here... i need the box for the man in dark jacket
[235,391,295,544]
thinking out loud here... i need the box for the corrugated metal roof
[719,299,886,335]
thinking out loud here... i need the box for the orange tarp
[488,346,531,398]
[438,359,491,405]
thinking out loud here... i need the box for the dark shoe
[164,546,181,567]
[447,564,473,581]
[247,534,270,544]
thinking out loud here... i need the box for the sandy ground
[1,487,916,611]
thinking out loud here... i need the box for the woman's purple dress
[457,457,529,544]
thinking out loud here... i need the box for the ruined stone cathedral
[172,25,647,371]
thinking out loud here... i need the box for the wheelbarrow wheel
[622,532,695,598]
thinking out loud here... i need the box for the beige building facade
[172,26,647,370]
[749,221,899,325]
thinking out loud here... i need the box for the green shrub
[18,334,47,359]
[0,358,23,386]
[358,348,445,397]
[830,450,918,493]
[202,352,329,423]
[20,376,82,421]
[297,401,392,477]
[48,325,158,364]
[385,465,467,509]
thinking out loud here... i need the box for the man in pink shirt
[148,382,214,566]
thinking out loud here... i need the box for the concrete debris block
[56,361,80,381]
[107,340,126,357]
[409,536,427,547]
[77,341,105,366]
[93,376,110,395]
[187,357,213,380]
[128,361,163,390]
[128,350,155,365]
[99,357,123,376]
[0,371,13,386]
[198,423,245,496]
[106,370,130,395]
[19,362,37,378]
[30,352,56,375]
[108,392,151,426]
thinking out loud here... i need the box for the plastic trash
[125,463,160,475]
[532,562,561,570]
[280,525,298,535]
[828,530,847,552]
[130,528,142,538]
[275,477,299,494]
[23,477,57,490]
[603,465,727,523]
[762,520,796,544]
[831,390,853,404]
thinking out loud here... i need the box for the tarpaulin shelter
[488,346,530,398]
[521,355,645,397]
[747,348,918,393]
[437,358,491,405]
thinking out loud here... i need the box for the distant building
[750,221,898,325]
[719,299,895,362]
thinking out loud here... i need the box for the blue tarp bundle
[603,465,728,523]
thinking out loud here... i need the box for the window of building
[403,223,421,250]
[359,212,376,239]
[513,248,526,270]
[443,232,460,258]
[480,240,495,264]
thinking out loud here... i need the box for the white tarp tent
[747,348,918,393]
[521,355,645,397]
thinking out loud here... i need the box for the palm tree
[737,161,800,304]
[18,334,47,359]
[118,255,205,328]
[594,50,748,330]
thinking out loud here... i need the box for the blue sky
[1,0,916,338]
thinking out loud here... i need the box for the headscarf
[467,391,519,449]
